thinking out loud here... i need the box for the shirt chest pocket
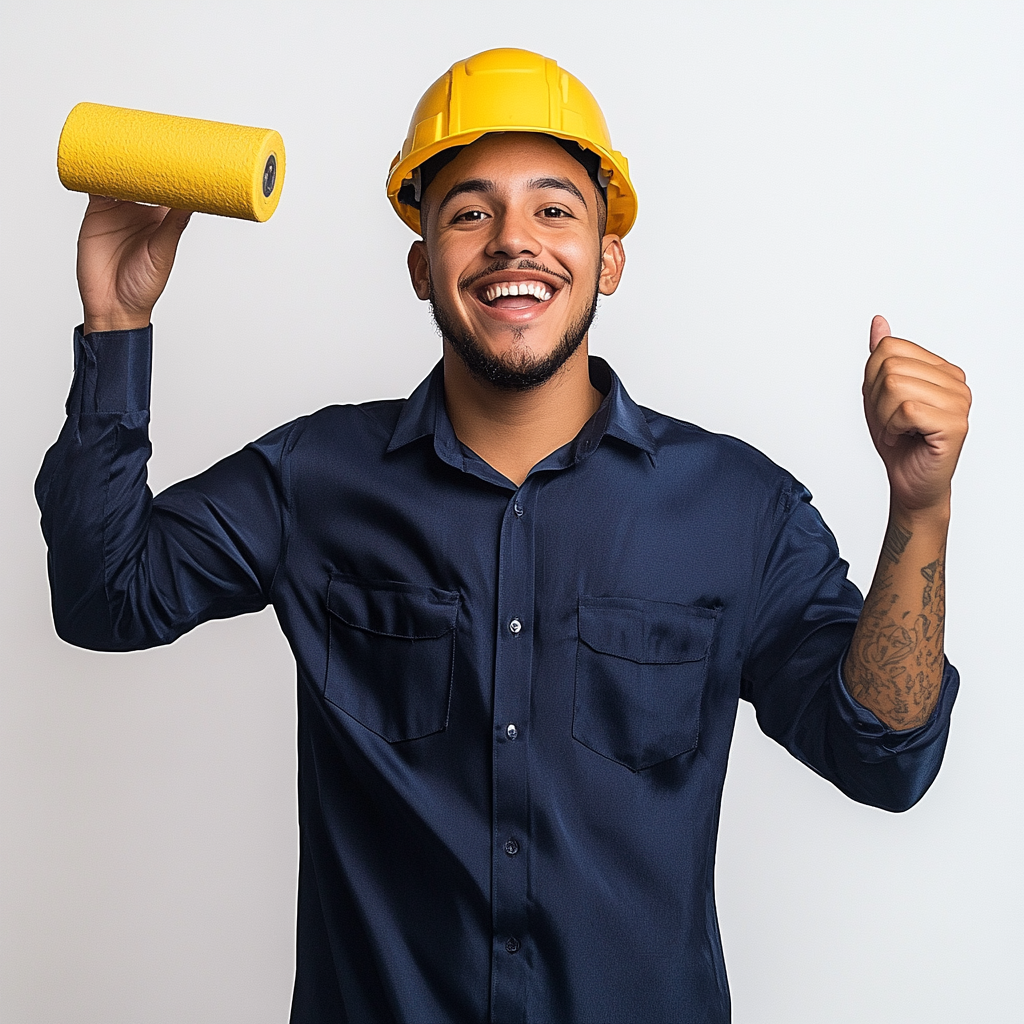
[573,597,719,771]
[324,573,460,742]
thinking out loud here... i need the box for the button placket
[490,486,534,1021]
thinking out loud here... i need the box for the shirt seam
[99,423,119,642]
[267,417,307,605]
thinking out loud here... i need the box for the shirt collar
[387,356,656,479]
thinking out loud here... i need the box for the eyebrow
[527,176,588,207]
[436,178,496,217]
[435,174,589,218]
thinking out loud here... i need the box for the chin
[432,290,597,392]
[477,332,567,365]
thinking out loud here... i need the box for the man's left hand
[863,315,971,516]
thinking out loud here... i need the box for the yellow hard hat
[387,48,637,237]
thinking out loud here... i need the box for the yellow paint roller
[57,102,285,222]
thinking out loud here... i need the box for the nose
[485,207,540,259]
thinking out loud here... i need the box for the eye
[540,206,571,218]
[452,209,488,223]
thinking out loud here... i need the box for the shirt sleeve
[740,477,959,812]
[35,325,300,652]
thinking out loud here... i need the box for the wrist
[83,312,152,335]
[888,493,951,532]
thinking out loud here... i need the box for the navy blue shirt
[36,326,958,1023]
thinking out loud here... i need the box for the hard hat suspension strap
[398,135,609,213]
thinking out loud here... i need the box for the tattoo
[921,558,939,609]
[846,527,946,730]
[880,521,913,566]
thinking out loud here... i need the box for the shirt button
[505,936,521,954]
[513,502,524,517]
[508,618,522,635]
[504,838,520,856]
[506,723,518,741]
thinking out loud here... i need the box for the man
[37,48,970,1023]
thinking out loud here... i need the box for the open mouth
[476,279,557,310]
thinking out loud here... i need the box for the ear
[597,235,625,296]
[407,240,431,300]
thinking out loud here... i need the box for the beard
[430,276,600,392]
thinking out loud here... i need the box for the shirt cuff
[834,654,960,757]
[67,323,153,416]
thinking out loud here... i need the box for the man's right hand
[78,195,193,334]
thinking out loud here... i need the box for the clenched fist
[863,315,971,517]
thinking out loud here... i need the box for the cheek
[553,238,601,286]
[427,247,471,301]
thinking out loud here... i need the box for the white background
[2,2,1021,1021]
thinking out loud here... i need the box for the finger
[869,314,891,352]
[84,194,123,213]
[863,335,962,392]
[871,376,970,440]
[147,208,193,271]
[872,372,969,416]
[880,398,963,447]
[867,356,971,411]
[82,195,166,233]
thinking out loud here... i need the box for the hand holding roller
[76,196,194,335]
[61,103,287,333]
[58,103,286,221]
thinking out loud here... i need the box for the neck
[442,340,603,486]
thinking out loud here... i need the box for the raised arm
[36,198,289,651]
[843,315,971,730]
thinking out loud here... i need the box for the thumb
[869,314,891,352]
[148,208,193,271]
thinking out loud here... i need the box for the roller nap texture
[58,103,285,222]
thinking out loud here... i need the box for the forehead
[425,132,591,199]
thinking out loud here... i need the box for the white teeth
[482,281,555,303]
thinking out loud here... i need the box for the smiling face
[408,133,625,391]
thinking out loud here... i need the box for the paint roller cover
[57,103,286,222]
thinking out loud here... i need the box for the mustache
[459,259,571,293]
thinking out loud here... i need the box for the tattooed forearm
[880,521,913,566]
[845,520,947,731]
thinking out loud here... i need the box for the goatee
[430,287,600,392]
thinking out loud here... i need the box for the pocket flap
[578,597,717,664]
[328,573,459,639]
